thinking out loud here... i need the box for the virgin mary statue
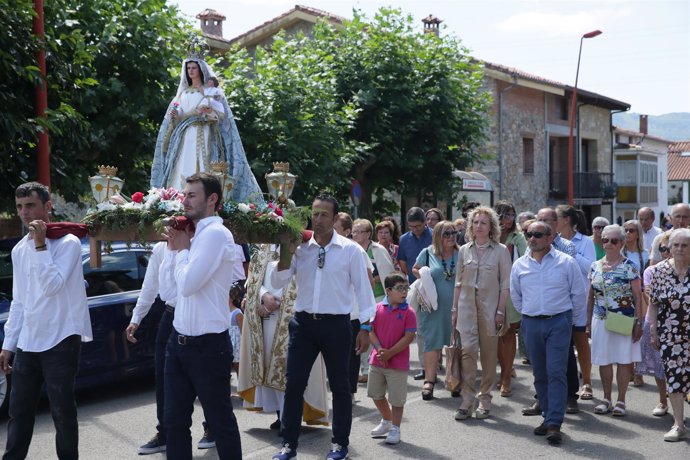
[150,44,262,202]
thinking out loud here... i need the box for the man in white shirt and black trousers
[1,182,93,460]
[165,172,241,459]
[272,193,376,460]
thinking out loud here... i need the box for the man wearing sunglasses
[650,203,690,264]
[271,193,375,460]
[511,221,587,445]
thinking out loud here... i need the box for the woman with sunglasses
[636,231,671,418]
[452,207,512,420]
[591,216,610,260]
[649,228,690,442]
[411,221,459,400]
[587,225,644,417]
[623,220,648,272]
[494,200,527,397]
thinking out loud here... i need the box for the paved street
[0,342,687,459]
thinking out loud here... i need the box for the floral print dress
[650,259,690,394]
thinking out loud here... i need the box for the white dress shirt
[3,234,92,353]
[351,249,374,320]
[271,231,376,324]
[173,216,239,336]
[510,247,587,325]
[131,242,177,325]
[643,225,662,253]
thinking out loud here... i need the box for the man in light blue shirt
[511,221,586,445]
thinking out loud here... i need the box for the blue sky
[172,0,689,116]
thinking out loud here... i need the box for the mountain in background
[613,112,690,141]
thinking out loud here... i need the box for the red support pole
[34,0,50,189]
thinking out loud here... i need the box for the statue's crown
[186,35,209,61]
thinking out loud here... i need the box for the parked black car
[0,238,164,414]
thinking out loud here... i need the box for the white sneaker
[385,425,400,445]
[370,419,392,438]
[652,403,668,417]
[663,425,688,442]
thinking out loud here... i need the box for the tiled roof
[613,126,672,144]
[667,141,690,181]
[196,9,225,20]
[481,60,630,110]
[228,4,345,45]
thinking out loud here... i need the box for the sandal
[612,401,626,416]
[500,384,512,397]
[454,408,470,420]
[580,384,593,400]
[594,399,612,414]
[422,380,435,401]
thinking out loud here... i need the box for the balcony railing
[549,171,617,200]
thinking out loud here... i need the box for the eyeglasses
[525,231,547,239]
[317,246,326,269]
[602,238,621,245]
[443,230,458,238]
[390,285,410,293]
[593,225,605,230]
[659,245,670,253]
[500,213,516,220]
[624,228,638,233]
[351,230,369,235]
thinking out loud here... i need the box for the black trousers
[281,312,352,449]
[164,329,241,460]
[154,306,175,438]
[348,319,361,394]
[3,335,81,460]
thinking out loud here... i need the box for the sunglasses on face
[389,285,410,293]
[624,228,637,233]
[317,246,326,269]
[659,245,670,253]
[602,238,621,245]
[500,213,516,220]
[593,225,605,230]
[525,231,547,239]
[443,230,458,238]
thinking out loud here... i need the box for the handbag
[444,329,462,393]
[600,261,635,336]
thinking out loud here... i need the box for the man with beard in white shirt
[164,172,242,459]
[1,182,92,460]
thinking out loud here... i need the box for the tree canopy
[220,8,491,217]
[0,0,190,212]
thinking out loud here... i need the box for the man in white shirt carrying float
[1,182,93,460]
[165,172,241,459]
[272,193,376,460]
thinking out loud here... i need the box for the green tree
[0,0,190,212]
[216,33,358,204]
[219,8,489,217]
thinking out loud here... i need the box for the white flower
[238,203,251,213]
[268,212,284,222]
[161,200,183,212]
[122,202,143,210]
[96,202,117,212]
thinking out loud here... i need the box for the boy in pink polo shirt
[367,272,417,445]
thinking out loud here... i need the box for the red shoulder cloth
[46,222,89,239]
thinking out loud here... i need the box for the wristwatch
[360,324,372,332]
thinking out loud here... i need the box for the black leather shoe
[533,423,547,436]
[270,419,281,430]
[522,401,541,416]
[413,371,425,380]
[546,427,563,445]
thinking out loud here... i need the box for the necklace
[475,241,490,249]
[441,254,456,280]
[602,256,623,270]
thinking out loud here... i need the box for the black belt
[295,311,349,320]
[165,304,175,314]
[173,329,228,346]
[524,311,568,320]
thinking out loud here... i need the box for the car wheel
[0,372,10,416]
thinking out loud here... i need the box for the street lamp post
[567,29,602,206]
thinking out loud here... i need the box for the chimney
[421,14,443,37]
[196,9,226,37]
[639,114,648,135]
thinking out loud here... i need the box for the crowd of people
[3,177,690,459]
